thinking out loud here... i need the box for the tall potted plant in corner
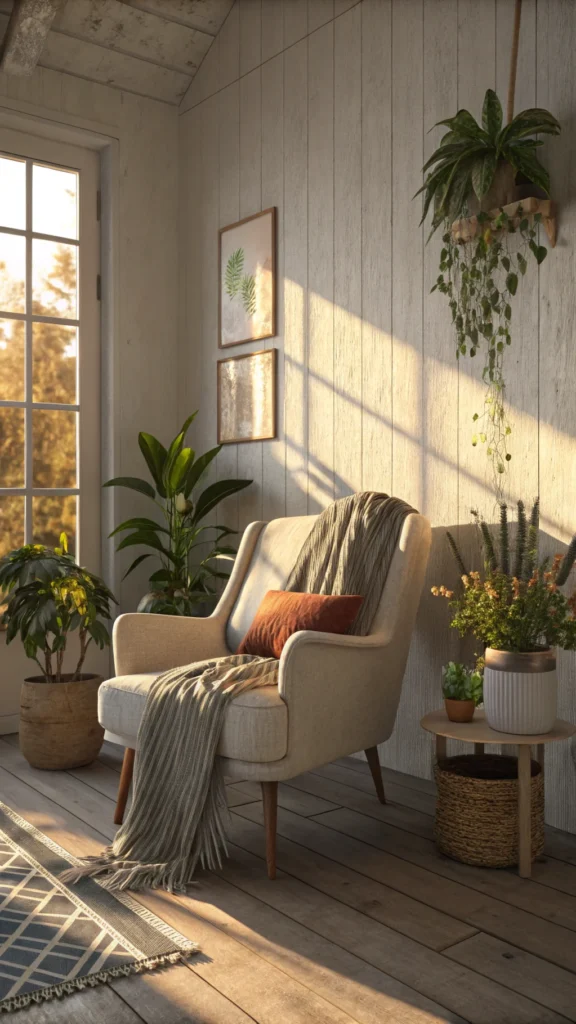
[433,500,576,734]
[104,413,252,615]
[0,536,116,769]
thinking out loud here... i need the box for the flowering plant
[433,499,576,653]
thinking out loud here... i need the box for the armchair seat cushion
[98,673,288,763]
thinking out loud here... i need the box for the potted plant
[104,413,252,615]
[433,500,576,734]
[0,536,116,770]
[441,661,483,723]
[417,89,560,485]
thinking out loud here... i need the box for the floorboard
[1,736,576,1024]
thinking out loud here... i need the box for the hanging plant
[417,88,560,484]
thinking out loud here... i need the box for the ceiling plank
[39,28,190,103]
[53,0,213,76]
[122,0,234,36]
[0,0,64,75]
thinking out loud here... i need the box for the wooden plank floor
[2,738,576,1023]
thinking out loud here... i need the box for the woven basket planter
[434,754,544,868]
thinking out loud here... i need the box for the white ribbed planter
[483,648,557,735]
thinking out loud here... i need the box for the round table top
[421,709,576,745]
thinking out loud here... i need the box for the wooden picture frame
[217,349,277,445]
[218,207,277,348]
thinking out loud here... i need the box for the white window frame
[0,128,101,571]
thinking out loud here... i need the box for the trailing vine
[432,207,547,485]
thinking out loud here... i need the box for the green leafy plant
[433,500,576,652]
[104,413,252,616]
[434,208,546,481]
[418,89,560,232]
[0,535,116,682]
[419,89,560,486]
[442,661,483,705]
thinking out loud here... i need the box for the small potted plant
[442,661,483,723]
[433,500,576,734]
[0,536,116,770]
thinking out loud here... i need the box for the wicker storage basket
[434,753,544,867]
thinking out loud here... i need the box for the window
[0,130,100,566]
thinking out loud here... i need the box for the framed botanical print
[217,349,276,444]
[219,207,276,348]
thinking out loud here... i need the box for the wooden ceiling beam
[0,0,64,76]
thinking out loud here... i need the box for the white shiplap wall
[0,64,180,725]
[179,0,576,831]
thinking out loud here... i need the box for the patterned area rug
[0,801,198,1013]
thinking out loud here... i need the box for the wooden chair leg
[365,746,386,804]
[114,747,135,825]
[261,781,278,879]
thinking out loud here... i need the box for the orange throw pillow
[237,590,363,659]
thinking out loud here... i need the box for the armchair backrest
[220,509,431,654]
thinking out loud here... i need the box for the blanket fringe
[0,948,198,1014]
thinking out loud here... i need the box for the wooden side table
[421,709,576,878]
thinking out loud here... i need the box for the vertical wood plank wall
[180,0,576,831]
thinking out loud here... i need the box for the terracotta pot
[19,674,104,770]
[483,648,557,735]
[444,698,475,723]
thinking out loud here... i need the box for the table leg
[517,745,532,878]
[436,735,447,762]
[536,743,545,778]
[474,743,485,755]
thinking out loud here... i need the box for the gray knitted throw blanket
[62,492,413,893]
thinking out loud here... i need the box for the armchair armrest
[277,629,405,772]
[112,612,229,676]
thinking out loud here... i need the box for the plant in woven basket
[0,534,116,682]
[432,499,576,653]
[442,662,483,705]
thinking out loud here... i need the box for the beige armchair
[99,510,431,877]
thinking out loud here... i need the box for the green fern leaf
[225,248,244,299]
[241,274,257,315]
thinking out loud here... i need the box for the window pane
[33,164,78,240]
[0,233,25,314]
[0,495,25,557]
[0,407,24,486]
[33,494,76,555]
[32,409,76,487]
[0,318,25,401]
[32,240,77,319]
[33,323,77,404]
[0,156,25,230]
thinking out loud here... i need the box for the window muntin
[0,154,80,557]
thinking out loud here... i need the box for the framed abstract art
[217,349,276,444]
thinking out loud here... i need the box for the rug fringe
[0,949,198,1014]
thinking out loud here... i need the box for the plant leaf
[193,479,252,524]
[110,517,169,537]
[506,272,518,296]
[138,433,167,498]
[225,248,244,298]
[240,274,257,315]
[121,553,154,580]
[471,151,498,200]
[169,448,193,494]
[183,445,222,497]
[481,88,502,139]
[504,146,551,194]
[102,476,155,499]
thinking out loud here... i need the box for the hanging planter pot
[483,648,557,735]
